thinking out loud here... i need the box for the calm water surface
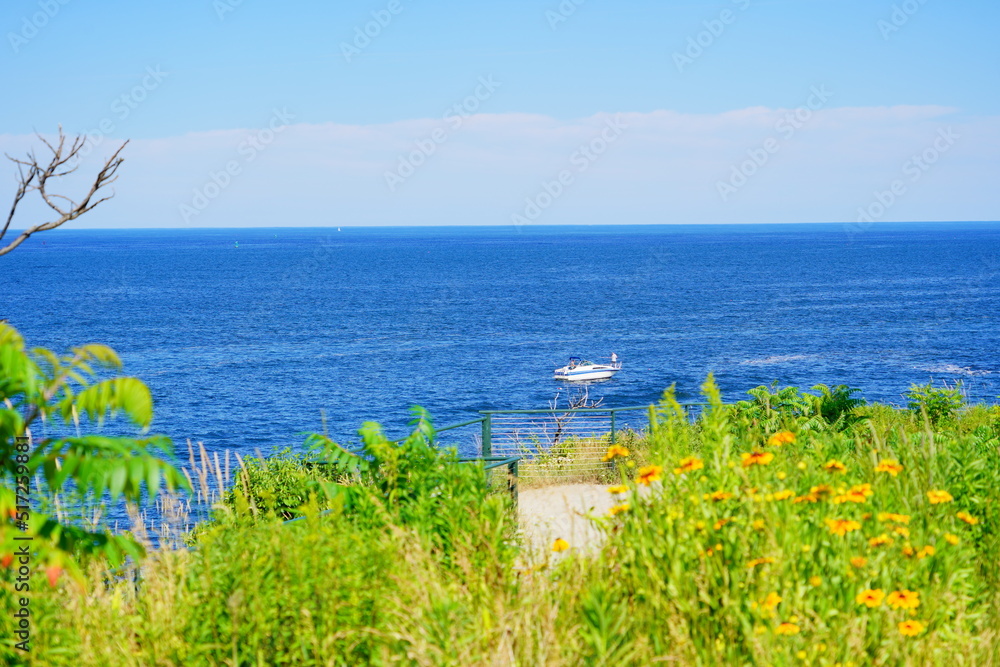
[3,223,999,460]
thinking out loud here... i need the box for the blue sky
[2,0,998,227]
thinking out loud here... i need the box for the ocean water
[3,223,999,461]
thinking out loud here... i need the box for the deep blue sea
[3,223,1000,461]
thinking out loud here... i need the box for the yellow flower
[552,538,570,552]
[898,620,926,637]
[636,465,663,486]
[875,459,904,476]
[945,533,960,545]
[674,456,704,474]
[762,592,782,610]
[810,484,833,498]
[868,534,894,548]
[742,450,774,468]
[793,493,818,504]
[902,544,915,557]
[772,489,795,501]
[833,490,868,504]
[957,511,979,525]
[776,471,787,480]
[809,576,822,587]
[607,485,628,495]
[747,557,776,569]
[823,459,847,474]
[855,588,885,608]
[878,512,911,524]
[825,518,862,536]
[886,589,920,610]
[916,545,936,559]
[775,622,800,635]
[713,518,730,531]
[767,431,796,447]
[608,503,630,516]
[752,519,766,531]
[850,557,867,568]
[601,445,630,462]
[927,489,954,504]
[796,461,807,471]
[893,526,911,538]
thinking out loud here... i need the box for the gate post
[481,413,492,458]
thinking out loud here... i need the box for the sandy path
[517,483,613,554]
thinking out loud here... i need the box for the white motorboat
[553,356,622,381]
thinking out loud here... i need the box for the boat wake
[740,354,813,366]
[916,364,992,377]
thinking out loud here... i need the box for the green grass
[3,380,1000,666]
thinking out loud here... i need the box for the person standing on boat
[611,352,618,365]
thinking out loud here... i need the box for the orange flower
[747,557,776,569]
[834,488,869,504]
[875,459,904,476]
[713,518,730,530]
[608,503,630,516]
[902,545,915,557]
[823,459,847,474]
[774,622,800,635]
[674,456,704,474]
[551,538,570,552]
[898,620,926,637]
[602,445,630,462]
[0,554,13,569]
[825,518,862,536]
[741,451,774,468]
[878,512,911,524]
[762,592,782,610]
[810,484,833,498]
[868,534,894,548]
[636,465,663,486]
[892,525,911,538]
[772,490,794,501]
[886,589,920,610]
[927,489,954,504]
[855,588,885,608]
[944,533,960,545]
[793,493,818,504]
[916,545,935,559]
[957,511,979,525]
[709,490,733,502]
[607,485,628,494]
[45,566,61,587]
[767,431,796,447]
[850,557,867,568]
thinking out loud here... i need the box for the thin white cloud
[1,105,996,228]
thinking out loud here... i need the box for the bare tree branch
[0,127,128,257]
